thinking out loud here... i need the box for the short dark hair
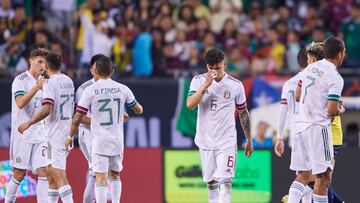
[95,56,113,77]
[297,48,308,68]
[90,54,106,66]
[307,42,324,61]
[30,48,48,59]
[324,37,345,59]
[45,52,62,71]
[204,48,225,66]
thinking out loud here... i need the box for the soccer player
[19,52,75,203]
[66,56,143,203]
[186,48,253,203]
[75,53,105,203]
[275,48,313,203]
[6,48,49,203]
[287,37,346,203]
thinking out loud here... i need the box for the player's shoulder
[13,71,29,82]
[193,73,207,80]
[79,79,94,90]
[226,74,244,87]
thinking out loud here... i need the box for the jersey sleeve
[76,87,91,114]
[12,78,26,99]
[188,76,201,96]
[124,86,137,108]
[42,80,56,105]
[235,82,247,110]
[280,82,288,105]
[328,75,344,102]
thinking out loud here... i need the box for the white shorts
[78,128,92,167]
[199,145,237,183]
[10,138,47,171]
[91,152,123,173]
[290,124,334,175]
[47,142,68,170]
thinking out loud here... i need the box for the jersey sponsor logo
[224,90,231,99]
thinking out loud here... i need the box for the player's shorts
[199,144,237,183]
[47,142,68,170]
[91,152,123,173]
[10,138,47,171]
[78,127,92,167]
[290,124,334,175]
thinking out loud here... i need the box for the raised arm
[187,73,212,109]
[16,78,44,109]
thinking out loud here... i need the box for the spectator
[251,45,276,75]
[244,121,273,148]
[50,40,73,74]
[209,0,242,33]
[268,29,286,72]
[185,0,212,22]
[188,17,210,41]
[174,30,191,63]
[184,42,205,71]
[202,31,217,52]
[151,28,165,76]
[0,0,14,19]
[8,5,29,43]
[227,46,250,77]
[138,0,151,22]
[217,18,237,48]
[286,30,301,73]
[132,20,153,77]
[24,15,49,50]
[46,0,75,32]
[160,15,177,43]
[340,2,360,68]
[176,5,197,33]
[322,0,351,33]
[111,23,131,75]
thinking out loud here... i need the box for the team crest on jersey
[16,157,21,163]
[224,90,231,99]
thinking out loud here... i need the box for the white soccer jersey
[42,74,75,147]
[188,73,247,150]
[75,78,94,130]
[76,78,137,156]
[279,72,302,132]
[11,71,45,143]
[294,59,344,132]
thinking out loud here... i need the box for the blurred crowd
[1,0,360,80]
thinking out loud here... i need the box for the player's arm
[15,78,44,109]
[295,80,302,102]
[186,73,213,109]
[327,79,345,117]
[81,116,91,125]
[238,107,253,157]
[327,100,345,117]
[131,103,143,115]
[18,104,53,134]
[65,112,85,151]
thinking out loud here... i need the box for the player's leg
[79,128,95,203]
[301,175,315,203]
[214,145,237,203]
[109,154,123,203]
[5,139,30,202]
[47,144,60,203]
[288,131,312,203]
[33,141,49,203]
[50,146,73,203]
[199,149,218,203]
[92,153,110,203]
[311,126,334,203]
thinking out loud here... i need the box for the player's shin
[110,177,122,203]
[5,177,20,203]
[218,178,232,203]
[288,181,305,203]
[207,181,219,203]
[36,176,48,203]
[48,189,59,203]
[58,184,74,203]
[301,185,313,203]
[83,171,96,203]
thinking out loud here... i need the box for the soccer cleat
[281,194,289,203]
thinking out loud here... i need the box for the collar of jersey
[322,59,337,70]
[26,70,37,81]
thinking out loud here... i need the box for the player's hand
[274,139,285,157]
[123,113,129,122]
[18,122,30,134]
[203,71,215,88]
[65,137,74,151]
[244,140,253,157]
[339,101,345,114]
[35,76,45,90]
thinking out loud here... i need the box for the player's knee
[207,180,219,190]
[218,178,232,190]
[37,167,48,177]
[13,168,26,181]
[95,172,108,185]
[109,170,120,180]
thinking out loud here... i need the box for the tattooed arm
[65,112,85,150]
[238,108,253,157]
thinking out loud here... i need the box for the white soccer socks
[59,185,74,203]
[95,184,108,203]
[207,182,219,203]
[288,181,305,203]
[83,172,96,203]
[36,176,48,203]
[313,194,328,203]
[301,185,313,203]
[219,182,232,203]
[5,177,20,202]
[48,188,59,203]
[111,178,122,203]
